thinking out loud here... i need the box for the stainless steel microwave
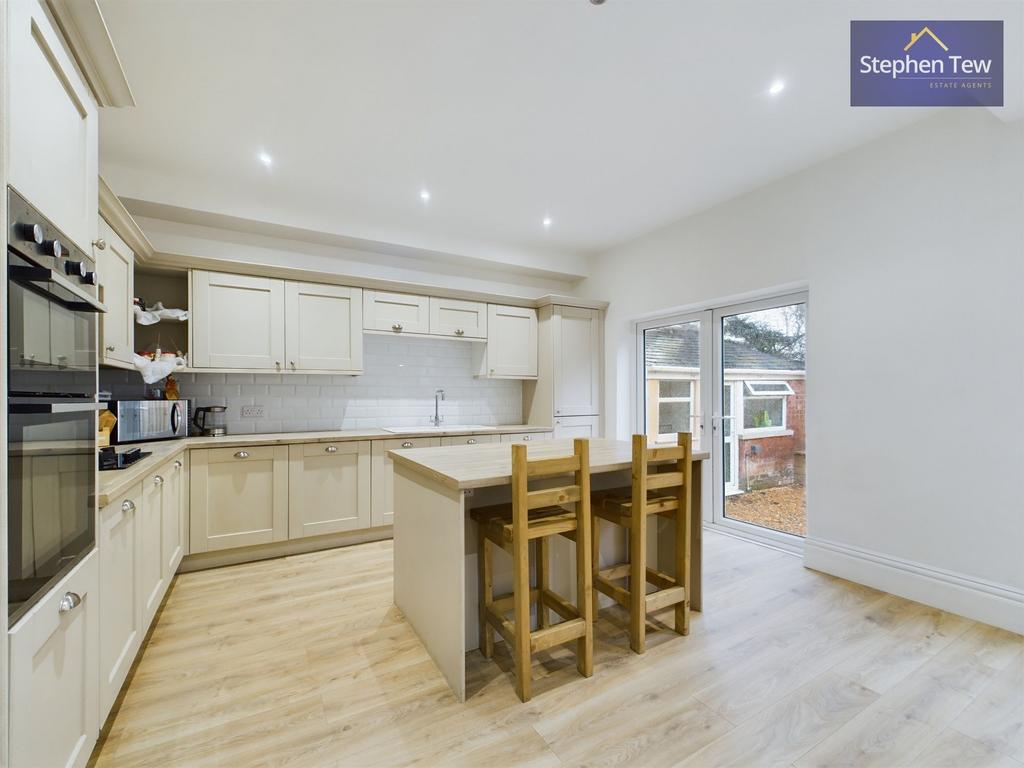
[108,400,190,443]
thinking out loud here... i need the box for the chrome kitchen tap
[432,389,445,427]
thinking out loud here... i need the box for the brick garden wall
[737,378,805,490]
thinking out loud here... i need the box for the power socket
[240,404,265,418]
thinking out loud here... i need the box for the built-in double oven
[7,187,106,625]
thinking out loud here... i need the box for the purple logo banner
[851,20,1003,106]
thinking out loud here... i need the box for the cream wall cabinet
[474,304,538,378]
[287,441,371,538]
[189,446,289,552]
[552,306,601,417]
[370,437,442,527]
[553,415,600,439]
[429,298,487,339]
[500,432,553,444]
[6,0,99,252]
[364,290,430,335]
[96,218,134,366]
[191,271,286,369]
[8,550,99,768]
[97,484,142,721]
[440,434,499,447]
[285,282,363,372]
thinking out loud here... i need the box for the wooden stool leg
[478,525,493,658]
[674,511,689,636]
[512,529,531,703]
[536,538,549,629]
[577,518,594,678]
[630,510,647,654]
[591,515,601,619]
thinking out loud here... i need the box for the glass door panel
[639,316,709,450]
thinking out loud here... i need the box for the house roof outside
[644,324,806,372]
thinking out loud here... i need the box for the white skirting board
[804,537,1024,635]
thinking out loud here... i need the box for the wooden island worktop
[390,438,709,701]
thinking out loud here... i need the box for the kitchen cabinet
[370,437,441,526]
[163,455,187,575]
[98,484,142,721]
[429,297,487,339]
[440,434,499,447]
[288,441,371,538]
[553,415,601,439]
[189,445,289,552]
[364,290,431,335]
[552,306,602,417]
[500,431,553,444]
[473,304,538,378]
[96,218,135,366]
[6,0,99,252]
[191,271,286,369]
[140,469,168,628]
[284,282,363,372]
[8,550,99,768]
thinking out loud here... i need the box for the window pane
[660,380,691,399]
[745,381,792,394]
[744,396,784,429]
[659,401,691,435]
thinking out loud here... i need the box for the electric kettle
[193,405,227,437]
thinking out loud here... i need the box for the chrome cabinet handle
[173,460,183,470]
[93,238,107,250]
[154,475,164,485]
[523,435,531,441]
[290,361,296,369]
[121,499,136,514]
[467,438,477,445]
[234,451,249,459]
[454,328,465,336]
[325,445,337,453]
[391,323,403,332]
[275,361,281,370]
[401,441,413,448]
[58,592,82,614]
[105,345,115,352]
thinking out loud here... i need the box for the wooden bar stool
[470,439,593,702]
[592,432,692,654]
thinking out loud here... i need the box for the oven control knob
[15,222,44,244]
[42,238,64,258]
[82,271,98,285]
[64,260,87,278]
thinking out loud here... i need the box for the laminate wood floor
[90,531,1023,768]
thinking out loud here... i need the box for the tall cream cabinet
[191,271,363,373]
[6,0,99,253]
[189,445,289,552]
[370,437,442,526]
[288,441,371,537]
[473,304,538,378]
[8,551,99,768]
[96,219,135,366]
[525,304,603,435]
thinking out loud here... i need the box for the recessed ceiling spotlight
[768,79,786,96]
[542,216,553,229]
[420,189,431,202]
[258,151,273,167]
[590,0,606,5]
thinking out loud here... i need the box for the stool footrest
[645,585,686,613]
[530,618,587,654]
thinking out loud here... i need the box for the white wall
[579,110,1024,632]
[100,335,522,434]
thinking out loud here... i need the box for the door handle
[234,451,249,459]
[401,441,413,448]
[325,445,337,453]
[58,592,82,614]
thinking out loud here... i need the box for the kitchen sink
[382,425,497,434]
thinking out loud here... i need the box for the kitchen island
[390,438,709,701]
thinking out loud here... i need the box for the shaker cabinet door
[97,219,135,366]
[552,306,601,417]
[288,441,371,538]
[482,305,538,378]
[285,282,363,372]
[191,271,286,369]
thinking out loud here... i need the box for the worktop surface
[389,438,710,490]
[96,424,552,506]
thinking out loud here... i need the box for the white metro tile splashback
[100,335,522,434]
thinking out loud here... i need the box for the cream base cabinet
[500,432,553,444]
[440,434,499,447]
[163,456,187,574]
[474,305,538,378]
[553,415,601,439]
[552,306,601,417]
[285,282,363,372]
[370,437,442,526]
[140,470,168,628]
[8,550,99,768]
[190,446,289,552]
[98,484,143,722]
[191,271,286,369]
[363,290,430,335]
[288,441,371,538]
[7,0,99,252]
[96,218,135,366]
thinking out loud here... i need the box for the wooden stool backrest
[510,439,591,532]
[631,432,692,510]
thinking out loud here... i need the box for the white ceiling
[97,1,1015,276]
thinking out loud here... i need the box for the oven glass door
[7,403,97,624]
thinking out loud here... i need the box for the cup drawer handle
[234,451,250,459]
[401,441,414,448]
[325,445,338,453]
[58,592,82,615]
